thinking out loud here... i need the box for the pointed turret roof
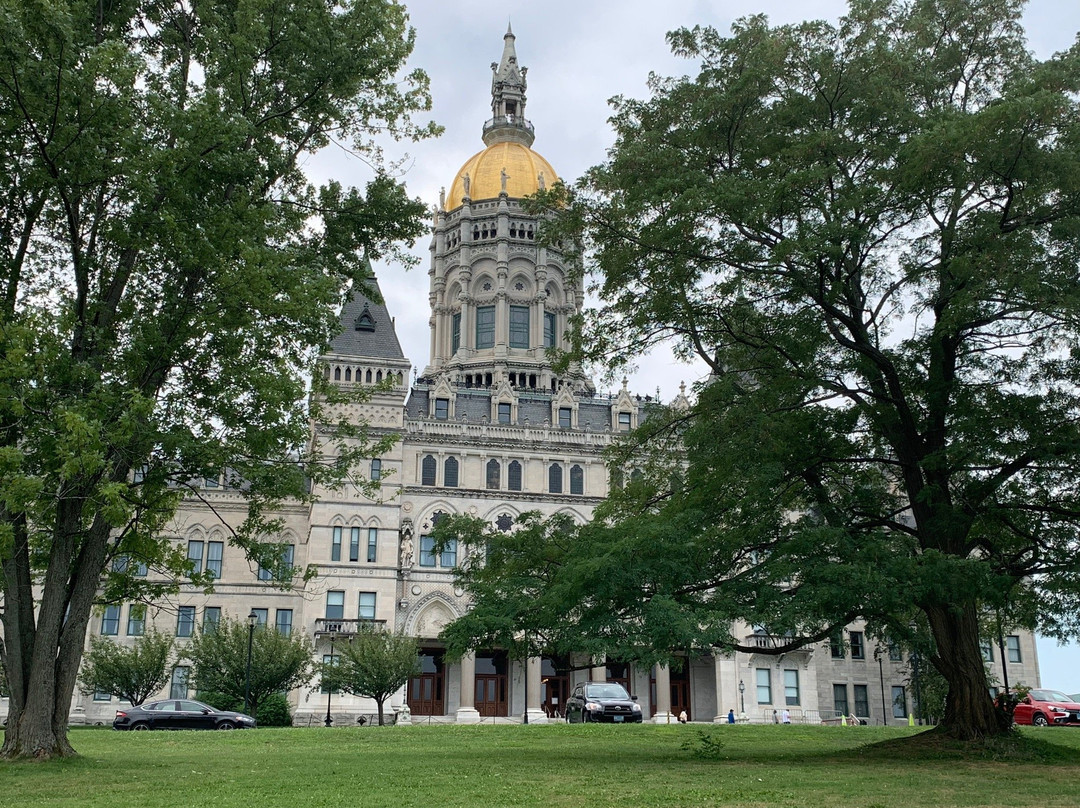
[326,276,406,361]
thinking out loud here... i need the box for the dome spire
[484,24,534,147]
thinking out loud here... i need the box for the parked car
[565,682,643,723]
[113,699,257,731]
[1012,690,1080,727]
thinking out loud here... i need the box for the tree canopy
[454,0,1080,741]
[318,625,419,725]
[0,0,435,758]
[77,627,173,707]
[185,617,313,717]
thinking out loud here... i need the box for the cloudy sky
[309,1,1080,690]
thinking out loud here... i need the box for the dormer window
[354,304,376,332]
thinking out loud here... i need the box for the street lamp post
[243,610,258,716]
[738,679,746,717]
[324,634,336,727]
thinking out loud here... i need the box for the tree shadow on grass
[833,728,1080,765]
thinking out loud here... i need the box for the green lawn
[4,723,1079,808]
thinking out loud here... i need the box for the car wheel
[131,722,150,731]
[216,721,236,730]
[1032,713,1049,727]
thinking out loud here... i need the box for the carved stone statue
[399,521,414,569]
[462,172,471,197]
[439,187,446,210]
[500,167,508,192]
[537,171,545,190]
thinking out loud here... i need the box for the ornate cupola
[421,28,593,398]
[483,24,534,148]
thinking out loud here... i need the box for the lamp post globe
[738,679,746,717]
[243,611,258,716]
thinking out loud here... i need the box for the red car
[1013,689,1080,727]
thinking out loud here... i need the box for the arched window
[486,459,501,490]
[549,463,563,494]
[508,461,522,491]
[334,367,341,381]
[376,370,383,383]
[366,369,373,383]
[444,457,459,488]
[630,468,644,485]
[570,464,584,495]
[421,455,436,486]
[344,367,352,381]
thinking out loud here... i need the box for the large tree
[526,0,1080,741]
[318,625,419,725]
[185,617,313,718]
[77,627,173,707]
[0,0,435,758]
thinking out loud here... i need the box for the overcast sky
[309,1,1080,691]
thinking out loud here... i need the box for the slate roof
[326,277,406,362]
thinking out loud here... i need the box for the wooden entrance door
[407,650,445,715]
[542,656,571,719]
[475,652,508,717]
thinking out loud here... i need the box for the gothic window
[610,468,624,490]
[452,312,461,352]
[354,305,376,331]
[618,411,632,431]
[434,398,449,420]
[630,468,644,485]
[570,464,584,495]
[366,369,373,383]
[497,402,511,424]
[444,457,459,488]
[508,460,522,491]
[549,463,563,494]
[496,513,514,532]
[509,306,529,348]
[371,458,382,481]
[476,305,495,349]
[334,367,341,381]
[421,455,436,486]
[486,459,501,490]
[344,367,352,381]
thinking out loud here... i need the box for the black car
[113,699,257,730]
[565,682,643,723]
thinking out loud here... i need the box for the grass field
[4,723,1080,808]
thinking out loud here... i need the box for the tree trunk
[376,699,385,726]
[924,601,1011,740]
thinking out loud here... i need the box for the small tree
[319,626,419,725]
[76,628,173,707]
[185,617,313,717]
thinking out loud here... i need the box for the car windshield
[1030,689,1073,702]
[585,683,630,700]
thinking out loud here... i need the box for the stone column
[590,659,606,682]
[456,651,480,724]
[713,653,727,722]
[653,664,674,724]
[525,655,547,724]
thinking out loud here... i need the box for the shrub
[257,692,293,727]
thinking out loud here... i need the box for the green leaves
[78,628,174,706]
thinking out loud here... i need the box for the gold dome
[447,141,559,209]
